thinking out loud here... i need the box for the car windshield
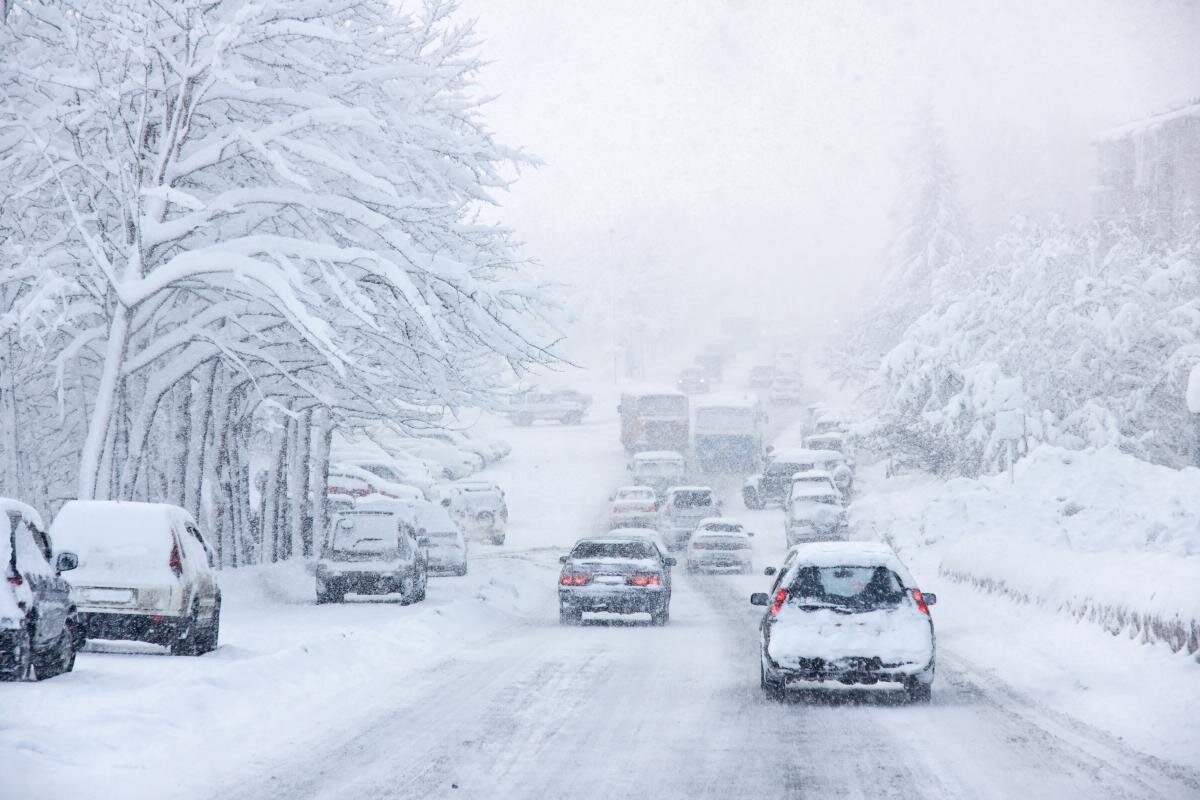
[671,491,713,508]
[792,493,839,506]
[329,513,409,557]
[787,565,906,610]
[570,541,656,560]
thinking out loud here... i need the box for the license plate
[595,575,624,585]
[87,588,135,604]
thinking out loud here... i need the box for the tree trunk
[288,409,313,559]
[79,303,129,499]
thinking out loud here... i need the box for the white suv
[51,501,221,656]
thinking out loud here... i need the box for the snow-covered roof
[696,517,745,528]
[791,470,835,481]
[633,450,685,461]
[665,485,715,493]
[614,485,656,494]
[1096,100,1200,141]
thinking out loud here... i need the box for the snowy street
[5,395,1198,800]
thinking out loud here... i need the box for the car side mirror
[663,557,677,567]
[55,551,79,572]
[763,566,777,576]
[750,592,769,606]
[923,592,937,606]
[558,555,569,564]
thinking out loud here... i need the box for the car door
[17,518,70,647]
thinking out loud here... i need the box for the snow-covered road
[4,384,1199,799]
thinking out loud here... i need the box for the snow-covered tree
[0,0,559,560]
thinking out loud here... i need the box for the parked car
[51,501,220,656]
[751,541,937,703]
[2,499,79,681]
[395,499,467,576]
[316,502,428,603]
[506,389,587,426]
[394,439,482,480]
[785,487,848,546]
[558,535,675,625]
[422,430,509,465]
[328,464,425,500]
[335,455,436,494]
[609,486,659,529]
[749,365,775,388]
[676,367,710,394]
[658,486,720,550]
[744,448,832,509]
[686,518,754,574]
[768,373,803,404]
[629,450,687,499]
[439,480,508,544]
[805,432,854,466]
[786,471,841,505]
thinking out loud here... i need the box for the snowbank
[857,446,1200,655]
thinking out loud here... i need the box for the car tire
[650,606,670,626]
[905,678,932,704]
[317,586,345,604]
[0,626,34,682]
[559,605,582,625]
[34,627,76,680]
[170,608,201,656]
[415,570,428,603]
[491,534,506,546]
[761,660,785,702]
[196,601,221,654]
[454,564,469,577]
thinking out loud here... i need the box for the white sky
[461,0,1200,351]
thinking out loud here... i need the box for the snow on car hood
[768,606,933,667]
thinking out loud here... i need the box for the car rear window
[331,513,399,554]
[672,491,713,508]
[571,541,656,560]
[787,566,906,610]
[694,535,749,549]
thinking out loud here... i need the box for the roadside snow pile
[861,446,1200,655]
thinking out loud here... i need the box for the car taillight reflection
[560,573,591,586]
[169,539,183,578]
[626,573,662,587]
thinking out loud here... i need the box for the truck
[692,394,765,474]
[618,388,689,454]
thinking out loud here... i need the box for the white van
[50,501,220,656]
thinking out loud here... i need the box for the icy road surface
[4,388,1199,800]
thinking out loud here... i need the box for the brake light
[912,589,930,616]
[627,573,662,586]
[169,539,183,578]
[6,573,22,587]
[769,589,788,616]
[692,542,708,550]
[560,573,590,586]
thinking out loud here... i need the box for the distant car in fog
[676,367,710,394]
[749,365,775,387]
[752,541,937,703]
[785,486,848,546]
[658,486,720,550]
[769,373,803,404]
[609,486,659,529]
[744,447,841,509]
[686,518,754,574]
[629,450,688,499]
[506,389,587,426]
[558,535,675,625]
[438,480,508,545]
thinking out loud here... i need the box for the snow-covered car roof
[0,497,45,531]
[633,450,686,462]
[782,541,916,585]
[806,433,846,446]
[696,516,745,529]
[615,485,656,495]
[455,480,503,492]
[791,470,835,481]
[769,448,844,464]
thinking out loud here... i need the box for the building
[1093,100,1200,237]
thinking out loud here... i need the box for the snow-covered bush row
[869,221,1200,475]
[857,446,1200,655]
[0,1,556,563]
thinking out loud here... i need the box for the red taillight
[560,573,590,586]
[692,542,708,550]
[627,573,662,587]
[912,589,930,616]
[6,574,22,587]
[169,539,183,578]
[769,589,788,617]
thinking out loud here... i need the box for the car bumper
[77,611,186,646]
[765,649,934,686]
[317,571,411,595]
[559,587,667,614]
